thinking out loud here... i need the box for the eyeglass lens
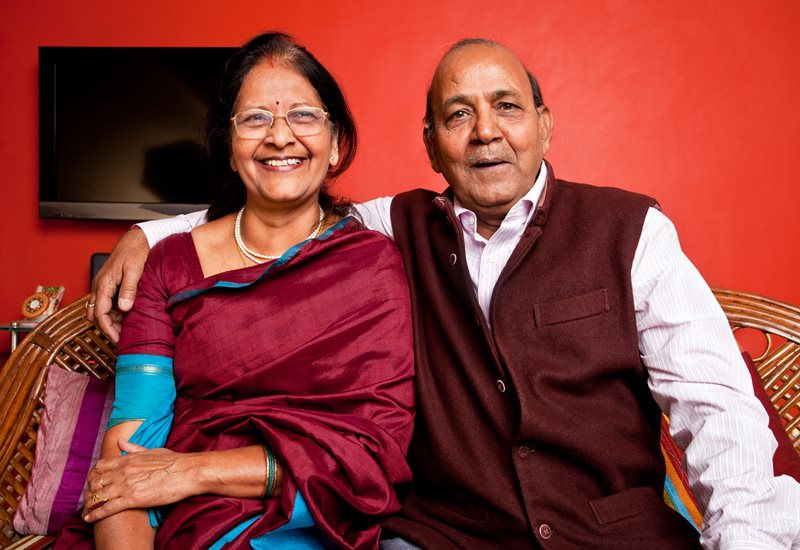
[233,108,327,138]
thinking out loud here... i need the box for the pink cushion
[13,367,113,535]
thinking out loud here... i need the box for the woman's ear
[329,128,340,166]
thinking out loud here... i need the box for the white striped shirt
[138,165,800,549]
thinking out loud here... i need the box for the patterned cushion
[13,367,113,535]
[661,415,702,531]
[661,351,800,531]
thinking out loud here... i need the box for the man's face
[425,44,553,219]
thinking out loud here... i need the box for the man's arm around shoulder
[89,210,206,341]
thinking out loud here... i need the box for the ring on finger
[89,492,108,510]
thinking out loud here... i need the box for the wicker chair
[0,295,116,549]
[713,287,800,449]
[0,289,797,547]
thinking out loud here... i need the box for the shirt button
[488,254,497,263]
[538,523,552,539]
[517,445,532,458]
[495,380,506,393]
[448,253,457,266]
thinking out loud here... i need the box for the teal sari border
[116,354,173,377]
[167,216,353,307]
[208,492,321,549]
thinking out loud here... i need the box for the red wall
[2,1,799,352]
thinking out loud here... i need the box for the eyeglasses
[231,107,330,139]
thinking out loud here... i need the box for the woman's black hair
[205,32,357,221]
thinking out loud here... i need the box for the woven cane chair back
[0,295,116,548]
[712,287,800,455]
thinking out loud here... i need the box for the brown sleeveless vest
[381,163,701,549]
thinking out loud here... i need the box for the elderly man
[91,39,799,549]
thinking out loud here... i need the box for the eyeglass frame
[230,107,331,139]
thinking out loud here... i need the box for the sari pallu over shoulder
[125,220,415,549]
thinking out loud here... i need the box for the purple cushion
[13,366,113,536]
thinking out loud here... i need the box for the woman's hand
[83,439,281,522]
[83,440,200,522]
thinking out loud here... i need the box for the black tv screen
[39,46,236,220]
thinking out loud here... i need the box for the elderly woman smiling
[55,32,414,550]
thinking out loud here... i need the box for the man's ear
[423,127,442,174]
[229,155,238,172]
[538,106,554,155]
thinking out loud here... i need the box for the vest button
[517,445,532,458]
[448,253,457,266]
[538,523,552,539]
[495,380,506,393]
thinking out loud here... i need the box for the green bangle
[264,444,276,498]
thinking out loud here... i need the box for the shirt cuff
[136,210,207,247]
[718,542,786,550]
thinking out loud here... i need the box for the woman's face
[230,60,338,210]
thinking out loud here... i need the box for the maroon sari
[59,219,415,549]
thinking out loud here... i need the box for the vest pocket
[589,486,664,525]
[533,288,609,328]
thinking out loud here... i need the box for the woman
[56,32,414,549]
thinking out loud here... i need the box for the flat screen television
[39,46,236,220]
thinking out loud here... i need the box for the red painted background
[1,1,799,352]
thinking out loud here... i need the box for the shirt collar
[453,160,548,237]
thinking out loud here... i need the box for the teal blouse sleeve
[108,353,176,527]
[108,354,175,428]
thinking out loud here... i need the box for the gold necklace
[234,205,325,264]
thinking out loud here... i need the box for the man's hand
[88,227,150,342]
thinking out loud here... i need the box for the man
[91,39,800,549]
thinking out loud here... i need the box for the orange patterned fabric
[660,415,702,531]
